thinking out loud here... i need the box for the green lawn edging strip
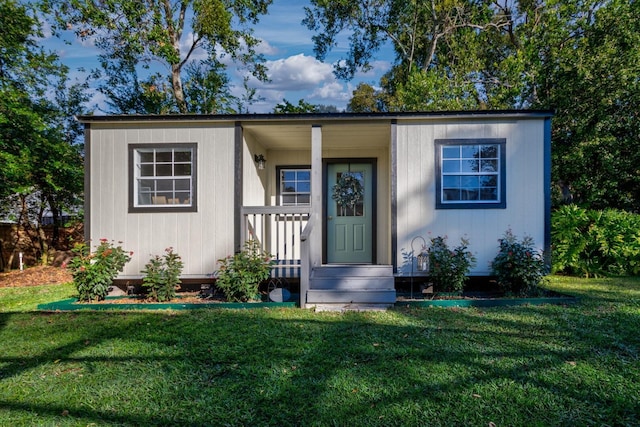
[39,294,577,311]
[395,295,578,308]
[38,296,297,311]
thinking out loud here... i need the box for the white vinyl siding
[395,119,546,276]
[88,123,235,279]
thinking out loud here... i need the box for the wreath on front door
[332,172,364,212]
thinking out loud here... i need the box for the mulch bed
[0,266,73,288]
[84,292,229,304]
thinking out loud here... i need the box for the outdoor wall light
[416,252,429,271]
[254,154,266,170]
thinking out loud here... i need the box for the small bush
[427,236,476,293]
[491,229,547,296]
[215,240,274,302]
[68,239,132,302]
[141,247,183,302]
[552,205,640,277]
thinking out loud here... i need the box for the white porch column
[310,125,323,265]
[300,125,322,308]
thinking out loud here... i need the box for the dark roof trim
[77,109,553,124]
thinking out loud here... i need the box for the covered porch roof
[242,120,391,150]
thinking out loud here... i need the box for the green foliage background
[308,0,640,211]
[552,205,640,277]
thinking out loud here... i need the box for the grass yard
[0,277,638,426]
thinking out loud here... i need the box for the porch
[239,120,395,310]
[241,206,396,310]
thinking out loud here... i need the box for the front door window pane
[335,171,364,217]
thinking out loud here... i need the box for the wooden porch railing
[240,206,311,275]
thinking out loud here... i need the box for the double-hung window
[278,167,311,206]
[435,139,506,209]
[129,143,197,212]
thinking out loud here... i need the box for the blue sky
[43,0,394,113]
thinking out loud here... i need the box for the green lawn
[0,277,638,426]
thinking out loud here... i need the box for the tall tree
[43,0,272,113]
[347,83,385,113]
[524,0,640,210]
[304,0,512,110]
[273,99,319,114]
[304,0,500,80]
[307,0,640,211]
[1,0,87,266]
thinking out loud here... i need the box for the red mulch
[84,292,222,304]
[0,266,73,288]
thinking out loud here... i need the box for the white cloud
[256,39,279,56]
[309,82,349,101]
[262,53,334,90]
[253,89,288,112]
[240,53,362,111]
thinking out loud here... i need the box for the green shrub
[428,236,476,292]
[68,239,132,301]
[552,205,640,277]
[491,229,548,296]
[215,240,274,302]
[141,247,183,302]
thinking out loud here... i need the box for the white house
[79,111,552,309]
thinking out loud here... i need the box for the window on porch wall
[278,167,311,206]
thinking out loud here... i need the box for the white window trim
[435,138,506,209]
[278,166,311,206]
[128,143,197,213]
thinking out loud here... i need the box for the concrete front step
[306,289,396,304]
[311,264,393,278]
[306,265,396,309]
[310,265,394,289]
[310,276,394,290]
[311,303,394,312]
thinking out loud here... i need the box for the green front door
[326,162,374,263]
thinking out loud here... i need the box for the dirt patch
[0,266,73,288]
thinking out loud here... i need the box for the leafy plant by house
[491,229,548,296]
[68,239,132,301]
[141,247,183,302]
[215,240,274,302]
[427,236,476,292]
[552,205,640,277]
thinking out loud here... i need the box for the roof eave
[76,109,554,124]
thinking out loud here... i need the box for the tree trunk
[47,195,61,248]
[37,225,50,265]
[0,238,5,272]
[172,63,187,113]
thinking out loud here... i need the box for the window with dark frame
[278,167,311,206]
[435,139,506,209]
[129,143,197,212]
